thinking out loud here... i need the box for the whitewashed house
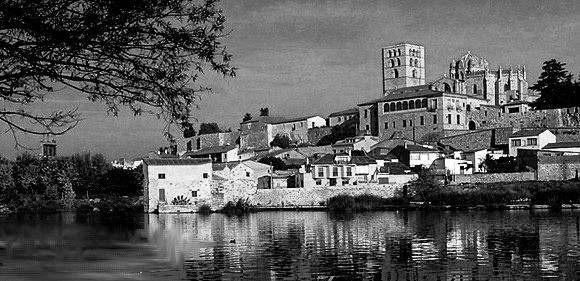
[143,158,213,213]
[508,129,556,156]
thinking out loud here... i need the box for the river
[1,210,579,280]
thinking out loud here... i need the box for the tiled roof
[183,145,237,156]
[379,162,412,174]
[358,85,443,106]
[406,145,439,152]
[311,154,376,165]
[143,158,211,166]
[212,162,239,171]
[243,115,320,125]
[329,108,358,117]
[510,129,549,138]
[543,142,580,149]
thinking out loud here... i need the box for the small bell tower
[41,133,57,158]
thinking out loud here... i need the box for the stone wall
[453,172,535,184]
[185,132,239,151]
[537,155,580,181]
[307,127,332,145]
[249,184,402,207]
[240,121,270,151]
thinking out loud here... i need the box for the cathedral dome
[456,51,489,73]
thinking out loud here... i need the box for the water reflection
[1,210,580,280]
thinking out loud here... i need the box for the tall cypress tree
[530,59,578,109]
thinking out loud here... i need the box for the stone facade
[382,43,425,93]
[143,159,213,213]
[328,108,358,127]
[240,116,326,152]
[453,172,535,184]
[358,103,378,135]
[185,132,239,152]
[249,184,401,207]
[307,126,333,145]
[537,155,580,181]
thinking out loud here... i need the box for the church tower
[41,133,57,158]
[382,43,425,95]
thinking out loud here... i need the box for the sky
[1,0,579,161]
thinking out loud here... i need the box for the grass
[328,194,408,212]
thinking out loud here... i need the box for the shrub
[198,204,212,214]
[328,194,355,213]
[222,199,253,215]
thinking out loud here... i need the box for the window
[389,59,394,67]
[384,122,388,129]
[316,179,322,185]
[527,138,538,146]
[393,69,399,78]
[390,103,396,111]
[508,107,520,113]
[300,122,303,127]
[292,124,296,131]
[484,111,488,117]
[473,84,478,95]
[392,121,396,128]
[457,115,461,124]
[364,109,368,118]
[412,69,417,78]
[383,104,389,113]
[396,102,402,111]
[159,189,166,202]
[420,116,424,125]
[192,190,198,197]
[409,101,415,109]
[342,180,349,185]
[318,167,324,177]
[403,101,408,110]
[416,99,422,108]
[397,58,401,66]
[365,125,370,131]
[338,117,342,122]
[346,167,352,176]
[433,115,437,124]
[511,139,522,147]
[403,120,407,127]
[246,172,251,177]
[422,99,428,108]
[430,99,437,109]
[203,173,208,178]
[409,120,413,127]
[332,167,339,177]
[466,104,471,111]
[447,114,451,124]
[158,173,165,179]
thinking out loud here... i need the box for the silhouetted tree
[0,0,235,145]
[529,59,580,109]
[270,134,291,148]
[258,156,286,170]
[183,123,197,138]
[242,113,252,122]
[260,108,269,116]
[199,122,222,135]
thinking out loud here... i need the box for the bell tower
[382,43,425,95]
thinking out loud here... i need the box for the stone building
[239,115,326,152]
[361,43,535,142]
[185,131,240,152]
[328,108,358,127]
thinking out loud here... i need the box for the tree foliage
[529,59,580,109]
[317,117,357,145]
[242,113,252,122]
[270,134,291,149]
[259,107,269,117]
[410,168,441,201]
[199,122,222,135]
[0,0,235,143]
[479,154,519,173]
[258,156,286,171]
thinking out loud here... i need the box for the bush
[221,199,253,215]
[328,194,356,213]
[198,204,212,214]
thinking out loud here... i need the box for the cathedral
[359,42,538,141]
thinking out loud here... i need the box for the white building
[143,158,213,213]
[508,129,556,157]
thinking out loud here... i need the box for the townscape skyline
[1,0,579,160]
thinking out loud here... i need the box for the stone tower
[41,133,57,158]
[382,43,425,95]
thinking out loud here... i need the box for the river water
[1,210,580,280]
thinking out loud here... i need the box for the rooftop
[183,144,237,156]
[358,85,444,106]
[143,158,212,166]
[379,162,412,175]
[311,154,376,165]
[242,115,320,125]
[543,142,580,149]
[510,129,550,138]
[329,108,358,117]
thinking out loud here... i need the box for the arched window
[393,69,399,78]
[443,83,451,92]
[396,58,401,66]
[421,99,428,108]
[397,49,401,56]
[504,84,509,91]
[473,84,478,95]
[410,58,414,66]
[460,72,465,80]
[415,99,422,108]
[409,100,415,109]
[388,59,394,68]
[390,103,396,111]
[466,104,471,111]
[384,103,389,112]
[403,101,408,110]
[396,102,402,111]
[388,50,392,57]
[412,69,417,78]
[415,59,419,67]
[483,78,488,99]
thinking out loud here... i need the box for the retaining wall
[453,172,535,184]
